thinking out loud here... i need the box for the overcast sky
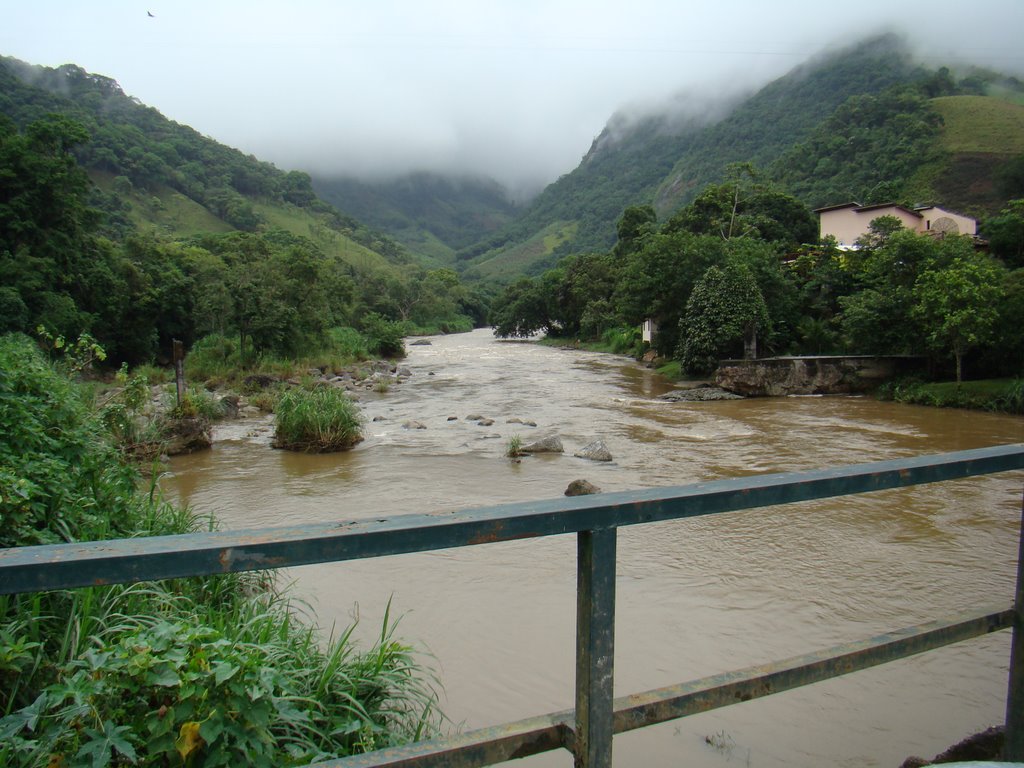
[3,1,1023,195]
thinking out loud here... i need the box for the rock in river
[659,386,743,402]
[574,440,613,462]
[521,435,564,454]
[565,479,601,496]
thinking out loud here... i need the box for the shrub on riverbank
[187,326,385,387]
[0,334,439,764]
[273,386,364,452]
[878,377,1024,413]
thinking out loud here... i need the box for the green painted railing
[2,444,1023,766]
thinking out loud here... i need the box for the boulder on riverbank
[574,440,613,462]
[164,417,213,455]
[521,435,564,454]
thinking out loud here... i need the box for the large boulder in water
[566,479,601,496]
[574,440,613,462]
[521,435,564,454]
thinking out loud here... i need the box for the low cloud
[3,1,1022,193]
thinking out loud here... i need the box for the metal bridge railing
[2,444,1023,767]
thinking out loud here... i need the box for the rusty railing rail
[1,444,1023,767]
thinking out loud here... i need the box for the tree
[912,254,1006,383]
[614,231,726,355]
[678,263,770,374]
[613,205,656,256]
[985,199,1024,268]
[664,167,816,247]
[490,278,554,338]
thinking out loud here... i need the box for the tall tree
[912,254,1006,382]
[678,263,770,374]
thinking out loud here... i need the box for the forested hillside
[0,56,489,365]
[463,35,1024,281]
[312,172,520,266]
[459,35,923,278]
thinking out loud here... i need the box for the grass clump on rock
[273,386,364,452]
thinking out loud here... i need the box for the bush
[273,387,364,452]
[600,326,643,356]
[0,334,133,547]
[186,334,242,382]
[171,386,227,420]
[360,313,406,358]
[328,326,370,361]
[878,377,1024,413]
[1,605,439,766]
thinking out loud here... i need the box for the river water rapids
[163,328,1024,767]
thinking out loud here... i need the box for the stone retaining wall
[715,356,927,396]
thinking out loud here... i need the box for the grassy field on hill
[252,201,403,276]
[932,95,1024,154]
[906,95,1024,216]
[467,221,578,281]
[91,172,233,236]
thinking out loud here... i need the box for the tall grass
[273,386,364,452]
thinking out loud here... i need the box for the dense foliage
[0,336,440,765]
[0,114,485,365]
[491,185,1023,382]
[0,60,489,367]
[773,86,944,208]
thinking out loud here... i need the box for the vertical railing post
[575,527,617,768]
[1005,489,1024,760]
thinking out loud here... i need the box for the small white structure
[815,202,978,248]
[641,318,657,345]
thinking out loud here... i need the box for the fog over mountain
[3,0,1023,197]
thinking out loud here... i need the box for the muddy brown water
[163,328,1024,767]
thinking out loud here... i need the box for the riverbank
[878,378,1024,415]
[538,335,1024,415]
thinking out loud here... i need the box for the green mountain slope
[312,172,520,266]
[464,34,923,280]
[923,95,1024,214]
[0,55,410,275]
[772,88,1024,216]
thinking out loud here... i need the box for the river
[163,328,1024,767]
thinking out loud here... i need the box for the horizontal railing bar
[312,713,574,768]
[306,606,1013,768]
[613,606,1015,734]
[1,444,1022,595]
